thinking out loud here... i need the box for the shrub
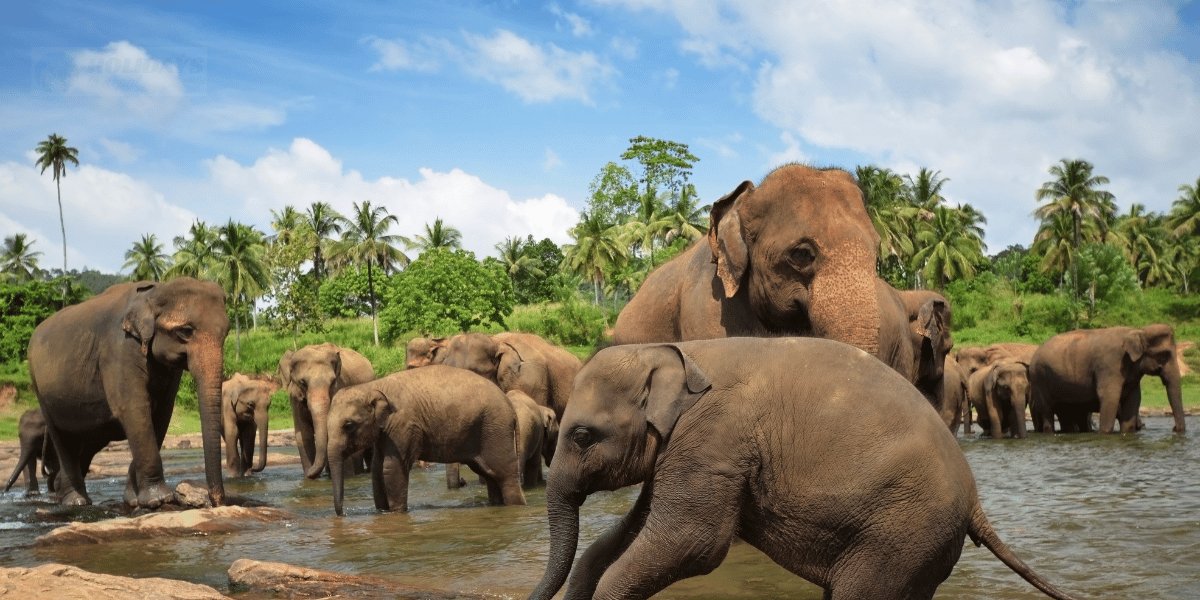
[380,249,514,342]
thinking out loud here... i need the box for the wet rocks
[0,563,231,600]
[35,505,297,546]
[227,559,495,600]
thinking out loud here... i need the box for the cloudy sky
[2,0,1199,276]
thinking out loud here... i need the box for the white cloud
[549,3,596,37]
[193,101,287,132]
[364,36,442,72]
[67,41,187,97]
[97,138,142,164]
[543,148,564,171]
[610,36,639,60]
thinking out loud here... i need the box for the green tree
[1074,243,1139,311]
[857,165,916,277]
[303,201,345,306]
[167,220,217,279]
[1166,176,1200,238]
[210,220,271,359]
[563,210,628,306]
[122,234,169,282]
[411,217,463,252]
[267,205,321,345]
[0,234,44,283]
[910,205,986,290]
[34,133,79,276]
[586,162,638,223]
[1031,211,1099,288]
[624,189,672,267]
[0,278,88,363]
[494,236,545,292]
[328,200,409,345]
[513,237,564,304]
[318,265,374,318]
[662,183,709,245]
[1033,158,1116,297]
[620,136,699,197]
[380,248,513,340]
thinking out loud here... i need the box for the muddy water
[1,416,1198,599]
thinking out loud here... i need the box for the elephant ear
[640,345,713,443]
[369,389,393,424]
[278,350,295,384]
[1123,331,1147,363]
[121,283,159,356]
[708,180,754,298]
[915,297,951,380]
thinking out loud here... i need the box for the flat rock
[227,559,495,600]
[35,505,296,546]
[0,563,231,600]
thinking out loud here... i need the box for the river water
[1,416,1198,599]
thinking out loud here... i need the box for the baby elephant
[529,338,1085,600]
[507,390,559,488]
[3,409,59,496]
[326,365,526,515]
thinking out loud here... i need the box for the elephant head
[121,277,229,504]
[325,385,386,517]
[434,333,501,378]
[405,337,447,369]
[984,360,1030,439]
[530,344,710,600]
[222,373,278,475]
[709,165,883,354]
[1124,324,1185,433]
[280,343,373,479]
[538,405,559,467]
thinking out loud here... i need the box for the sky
[2,0,1200,276]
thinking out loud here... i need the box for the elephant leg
[292,400,316,474]
[46,427,91,506]
[238,424,256,477]
[472,439,526,506]
[566,480,655,600]
[1117,384,1142,433]
[445,463,466,489]
[1095,378,1125,434]
[371,434,410,512]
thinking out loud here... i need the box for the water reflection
[0,416,1197,599]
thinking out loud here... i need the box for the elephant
[938,355,968,434]
[1030,324,1185,434]
[324,365,527,515]
[527,338,1084,600]
[507,389,559,488]
[968,359,1031,439]
[404,336,447,369]
[27,277,229,508]
[279,343,375,479]
[221,373,279,478]
[958,342,1039,376]
[3,408,59,496]
[611,164,952,410]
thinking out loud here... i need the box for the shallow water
[1,416,1198,599]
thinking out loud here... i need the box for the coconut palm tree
[494,236,544,290]
[34,133,79,276]
[1032,211,1100,288]
[411,217,463,252]
[563,210,628,305]
[1166,176,1200,239]
[624,189,672,267]
[269,205,305,247]
[166,220,218,279]
[910,205,986,290]
[662,183,709,245]
[0,233,43,283]
[302,201,345,303]
[328,200,409,345]
[857,165,916,265]
[1033,159,1116,296]
[210,220,271,359]
[122,234,170,282]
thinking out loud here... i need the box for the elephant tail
[968,505,1087,600]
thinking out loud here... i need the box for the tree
[563,210,628,306]
[1033,158,1116,297]
[620,136,699,198]
[380,248,513,340]
[512,237,564,304]
[411,217,463,252]
[1031,211,1099,288]
[34,133,79,277]
[910,205,986,290]
[167,220,217,279]
[586,162,638,223]
[624,189,672,267]
[1167,176,1200,239]
[662,183,709,245]
[0,278,88,363]
[267,205,321,345]
[210,220,271,359]
[327,200,409,345]
[494,236,545,292]
[122,234,169,282]
[303,201,345,306]
[0,234,44,283]
[857,165,916,273]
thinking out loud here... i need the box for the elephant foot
[138,482,175,509]
[60,489,91,506]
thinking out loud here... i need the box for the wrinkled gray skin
[529,338,1084,600]
[221,374,279,478]
[507,390,559,488]
[279,343,375,479]
[404,337,447,369]
[612,164,951,410]
[3,408,59,496]
[958,343,1039,376]
[969,360,1031,439]
[939,355,968,434]
[326,365,527,516]
[28,278,229,507]
[1030,324,1184,434]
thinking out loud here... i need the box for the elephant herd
[13,164,1188,599]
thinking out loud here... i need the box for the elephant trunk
[304,390,333,479]
[3,451,32,493]
[190,348,226,506]
[1162,362,1186,433]
[330,438,347,516]
[809,263,880,357]
[253,408,270,472]
[528,471,583,600]
[1011,389,1029,439]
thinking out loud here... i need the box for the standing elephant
[325,365,526,515]
[507,389,558,488]
[939,355,968,433]
[3,409,59,496]
[968,359,1031,439]
[221,373,279,478]
[528,338,1083,600]
[958,342,1039,376]
[1030,324,1185,434]
[279,343,375,479]
[611,164,952,409]
[27,278,229,507]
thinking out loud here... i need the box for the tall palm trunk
[56,178,66,274]
[367,260,379,346]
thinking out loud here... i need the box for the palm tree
[624,189,672,267]
[122,234,170,282]
[1032,211,1099,287]
[269,205,305,247]
[34,133,79,276]
[857,165,916,265]
[563,210,628,305]
[411,217,463,252]
[910,205,986,290]
[904,168,950,215]
[166,220,217,279]
[303,202,345,304]
[494,236,544,290]
[662,183,709,245]
[0,233,43,283]
[1166,176,1200,239]
[210,221,271,359]
[328,200,409,345]
[1033,158,1116,296]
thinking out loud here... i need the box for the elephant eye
[570,426,597,450]
[342,419,356,431]
[174,325,195,341]
[787,243,817,274]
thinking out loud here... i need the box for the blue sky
[2,0,1199,275]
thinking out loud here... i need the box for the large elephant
[611,164,952,408]
[1030,324,1185,434]
[968,359,1031,439]
[507,389,558,488]
[221,373,279,478]
[279,343,375,479]
[27,278,228,507]
[958,342,1039,376]
[324,365,526,515]
[528,338,1083,600]
[3,408,59,496]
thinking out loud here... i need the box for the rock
[174,480,213,509]
[35,505,297,546]
[0,563,231,600]
[227,559,495,600]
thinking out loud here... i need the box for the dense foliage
[379,248,514,340]
[0,278,90,363]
